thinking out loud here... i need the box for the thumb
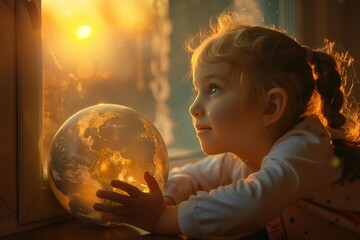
[144,171,161,193]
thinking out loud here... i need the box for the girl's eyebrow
[193,74,227,89]
[193,67,230,87]
[201,73,228,82]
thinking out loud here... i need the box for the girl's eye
[209,84,221,95]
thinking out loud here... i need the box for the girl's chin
[199,141,248,158]
[199,144,225,155]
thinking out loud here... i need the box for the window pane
[42,0,177,175]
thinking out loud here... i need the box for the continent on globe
[48,104,169,226]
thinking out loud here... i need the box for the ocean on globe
[48,104,169,226]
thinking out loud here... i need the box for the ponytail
[311,49,360,183]
[313,51,346,128]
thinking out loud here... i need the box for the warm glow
[77,25,92,39]
[41,0,157,79]
[41,0,173,182]
[100,162,108,172]
[111,1,156,32]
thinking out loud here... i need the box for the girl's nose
[189,97,203,118]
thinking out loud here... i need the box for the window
[41,0,178,177]
[0,0,295,236]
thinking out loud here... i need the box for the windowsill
[1,218,184,240]
[1,217,270,240]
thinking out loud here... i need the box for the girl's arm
[164,152,252,204]
[92,154,251,235]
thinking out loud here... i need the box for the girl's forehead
[193,61,233,81]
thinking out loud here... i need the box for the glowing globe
[48,104,169,225]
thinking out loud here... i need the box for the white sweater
[164,117,343,238]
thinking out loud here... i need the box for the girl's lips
[195,125,212,134]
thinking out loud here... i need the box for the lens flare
[77,25,92,39]
[331,156,341,168]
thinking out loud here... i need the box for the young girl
[93,11,360,239]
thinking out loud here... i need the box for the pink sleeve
[164,153,252,204]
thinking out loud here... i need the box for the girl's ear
[261,87,288,127]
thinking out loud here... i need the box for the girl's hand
[93,171,166,233]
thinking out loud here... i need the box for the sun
[77,25,92,39]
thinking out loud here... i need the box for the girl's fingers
[96,190,131,205]
[110,180,143,198]
[144,171,161,193]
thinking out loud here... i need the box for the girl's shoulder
[263,116,342,179]
[269,116,331,158]
[261,116,342,192]
[291,116,328,138]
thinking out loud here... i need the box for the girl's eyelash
[191,84,220,99]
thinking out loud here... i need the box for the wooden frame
[0,0,18,235]
[16,0,68,225]
[1,0,69,236]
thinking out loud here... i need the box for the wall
[297,0,360,99]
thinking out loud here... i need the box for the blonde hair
[187,11,360,183]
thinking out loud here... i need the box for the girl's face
[189,61,263,158]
